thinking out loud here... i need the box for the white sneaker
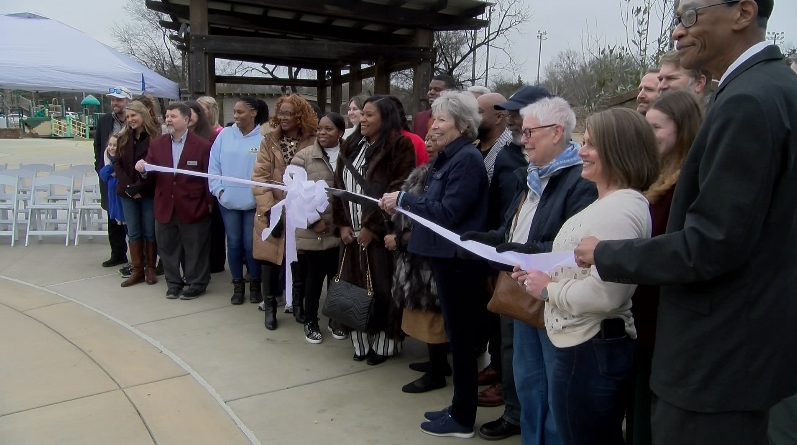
[327,320,348,340]
[258,301,265,311]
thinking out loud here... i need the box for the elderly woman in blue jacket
[380,90,489,439]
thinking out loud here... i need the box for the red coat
[412,109,432,139]
[145,132,213,225]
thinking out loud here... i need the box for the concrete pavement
[0,140,519,445]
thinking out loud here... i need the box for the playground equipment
[50,115,88,138]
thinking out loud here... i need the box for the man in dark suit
[575,1,797,444]
[94,86,131,267]
[136,103,213,300]
[412,74,456,138]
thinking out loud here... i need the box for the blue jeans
[550,331,635,445]
[119,197,155,242]
[218,205,260,280]
[514,321,560,445]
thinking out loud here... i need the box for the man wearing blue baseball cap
[94,86,133,268]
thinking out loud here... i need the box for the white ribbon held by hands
[260,165,330,306]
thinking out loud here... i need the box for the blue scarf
[527,141,582,201]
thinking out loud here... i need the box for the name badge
[187,161,198,166]
[249,147,259,154]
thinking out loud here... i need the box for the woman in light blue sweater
[208,97,269,305]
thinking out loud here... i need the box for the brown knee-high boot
[121,240,145,287]
[145,240,158,285]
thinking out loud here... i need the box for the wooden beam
[412,29,435,114]
[191,35,434,63]
[338,61,416,84]
[211,0,488,31]
[428,0,448,12]
[330,68,342,114]
[189,0,209,96]
[349,62,362,98]
[374,60,390,95]
[317,69,327,113]
[215,76,319,87]
[212,54,339,71]
[147,1,414,45]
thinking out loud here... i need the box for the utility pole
[536,30,548,85]
[767,31,785,47]
[484,5,493,87]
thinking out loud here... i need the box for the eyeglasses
[277,112,295,118]
[108,88,124,94]
[522,124,556,138]
[675,0,740,28]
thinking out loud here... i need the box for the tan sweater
[545,189,652,348]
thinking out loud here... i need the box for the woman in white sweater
[512,107,660,445]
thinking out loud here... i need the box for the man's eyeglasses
[675,0,740,29]
[522,124,556,138]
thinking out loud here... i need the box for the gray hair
[467,85,491,96]
[520,97,577,144]
[432,90,481,140]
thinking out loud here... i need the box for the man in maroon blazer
[135,103,213,300]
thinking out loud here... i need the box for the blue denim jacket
[402,136,488,258]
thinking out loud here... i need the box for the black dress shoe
[180,288,205,300]
[102,256,128,268]
[401,372,447,394]
[478,417,521,441]
[409,361,453,376]
[353,353,369,362]
[165,287,183,299]
[366,352,389,366]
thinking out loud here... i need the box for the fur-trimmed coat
[330,133,416,337]
[391,163,440,312]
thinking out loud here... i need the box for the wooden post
[331,68,342,114]
[316,69,327,113]
[189,0,209,97]
[412,29,434,115]
[374,60,390,95]
[349,61,362,98]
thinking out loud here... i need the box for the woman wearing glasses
[251,94,317,330]
[459,97,597,443]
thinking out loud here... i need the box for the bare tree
[111,0,266,90]
[434,0,531,86]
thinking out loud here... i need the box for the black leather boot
[264,294,278,331]
[250,279,263,304]
[231,279,245,305]
[290,261,306,324]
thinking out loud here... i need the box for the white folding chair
[19,163,55,172]
[74,175,106,245]
[0,163,7,171]
[5,169,35,221]
[25,175,74,246]
[69,164,95,173]
[0,173,19,246]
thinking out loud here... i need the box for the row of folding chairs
[0,165,106,246]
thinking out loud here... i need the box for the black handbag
[322,245,375,332]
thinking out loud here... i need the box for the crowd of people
[90,0,797,443]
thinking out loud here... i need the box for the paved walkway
[0,140,519,445]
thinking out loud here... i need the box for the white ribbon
[344,192,577,271]
[143,163,329,306]
[142,164,576,301]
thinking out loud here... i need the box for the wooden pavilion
[146,0,489,114]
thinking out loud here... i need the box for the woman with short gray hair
[460,95,597,443]
[380,90,490,438]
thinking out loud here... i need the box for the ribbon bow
[260,165,330,306]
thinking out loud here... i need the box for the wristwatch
[540,286,549,302]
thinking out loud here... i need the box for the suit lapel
[715,45,782,98]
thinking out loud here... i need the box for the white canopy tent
[0,13,180,99]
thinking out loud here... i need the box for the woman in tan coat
[252,94,316,330]
[290,112,345,344]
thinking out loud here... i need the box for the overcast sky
[1,0,794,85]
